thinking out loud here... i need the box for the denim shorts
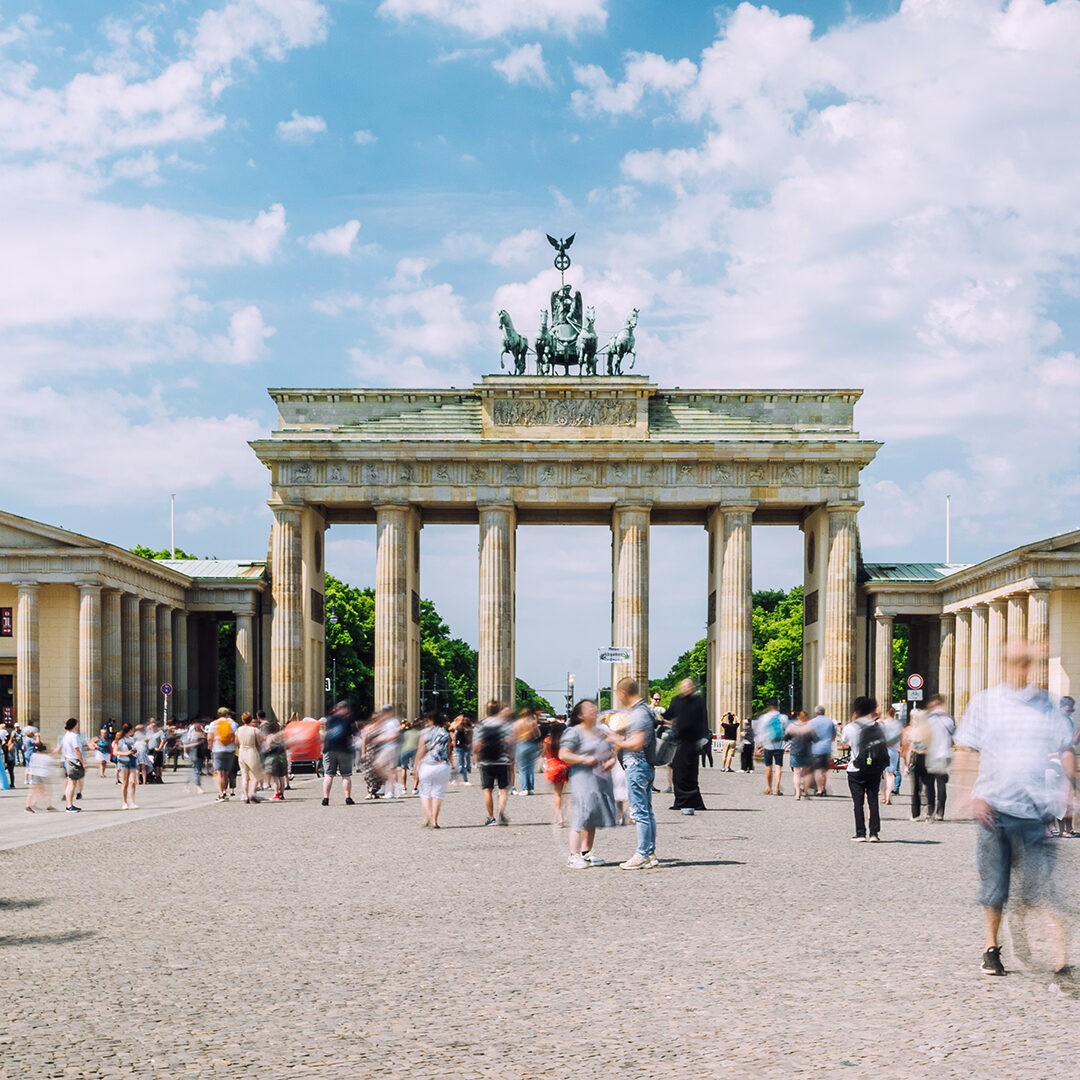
[976,811,1058,910]
[887,747,900,773]
[212,751,235,774]
[399,750,416,770]
[763,748,784,767]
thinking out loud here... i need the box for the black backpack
[858,721,890,774]
[479,721,505,762]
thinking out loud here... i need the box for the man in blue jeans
[610,677,658,870]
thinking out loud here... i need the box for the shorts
[976,811,1058,910]
[322,750,353,777]
[887,746,900,774]
[813,753,831,772]
[94,751,110,764]
[212,751,235,774]
[481,763,510,790]
[117,761,137,773]
[418,759,451,800]
[763,748,785,767]
[720,739,735,754]
[399,750,417,770]
[27,775,46,787]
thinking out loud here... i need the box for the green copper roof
[862,562,968,584]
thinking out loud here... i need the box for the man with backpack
[473,701,513,826]
[754,699,786,795]
[609,677,660,869]
[207,707,238,802]
[841,696,889,841]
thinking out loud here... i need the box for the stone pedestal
[102,590,122,724]
[15,582,39,728]
[822,506,859,724]
[121,594,141,725]
[1028,588,1050,688]
[78,584,102,733]
[954,609,972,717]
[873,610,894,708]
[969,603,989,696]
[718,507,753,722]
[139,600,158,722]
[478,504,516,710]
[270,505,304,722]
[172,611,189,722]
[987,599,1007,688]
[235,609,255,717]
[937,614,955,710]
[611,504,650,694]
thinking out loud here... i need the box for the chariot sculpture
[497,232,639,376]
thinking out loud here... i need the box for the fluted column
[937,614,955,710]
[101,589,122,724]
[235,609,254,717]
[156,606,173,719]
[822,505,859,723]
[969,603,989,696]
[121,594,141,725]
[78,583,103,734]
[15,582,40,728]
[139,599,158,722]
[478,503,516,710]
[611,503,650,694]
[873,609,894,709]
[1028,587,1050,688]
[987,599,1008,688]
[954,609,972,716]
[172,610,189,722]
[718,507,753,722]
[270,504,304,722]
[1006,594,1027,654]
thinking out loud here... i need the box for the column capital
[940,611,956,625]
[269,502,304,526]
[825,501,864,513]
[1029,579,1054,593]
[75,580,103,593]
[373,501,414,514]
[477,500,515,514]
[988,597,1008,611]
[12,578,40,590]
[873,608,894,622]
[234,605,257,619]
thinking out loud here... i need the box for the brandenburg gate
[250,375,880,724]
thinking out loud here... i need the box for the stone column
[478,503,517,710]
[139,599,158,722]
[121,594,141,725]
[1006,594,1027,653]
[611,503,650,694]
[172,610,188,722]
[718,507,753,722]
[954,609,972,717]
[822,505,859,724]
[270,504,304,723]
[937,614,955,710]
[969,603,989,697]
[705,510,722,724]
[235,608,255,717]
[78,583,103,734]
[987,599,1008,688]
[187,616,200,719]
[1028,587,1051,688]
[156,605,173,721]
[15,582,40,728]
[873,609,894,709]
[101,589,122,725]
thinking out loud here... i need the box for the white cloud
[376,0,606,39]
[207,305,275,365]
[388,256,433,289]
[352,128,377,145]
[571,51,696,115]
[491,227,545,267]
[493,43,550,87]
[275,108,326,141]
[301,219,362,256]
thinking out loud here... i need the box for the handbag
[65,759,85,780]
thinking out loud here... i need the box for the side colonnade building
[863,529,1080,714]
[0,511,269,744]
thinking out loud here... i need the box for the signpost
[906,673,923,703]
[160,683,172,725]
[597,647,633,710]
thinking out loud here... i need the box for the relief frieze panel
[490,398,636,428]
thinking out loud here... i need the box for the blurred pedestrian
[922,695,956,821]
[610,678,658,870]
[474,701,513,826]
[414,713,452,828]
[754,699,786,795]
[667,678,707,815]
[543,719,568,825]
[560,699,617,867]
[399,719,420,795]
[2,723,16,787]
[370,705,403,798]
[958,644,1075,986]
[134,724,151,786]
[236,713,263,804]
[738,716,755,773]
[514,708,541,796]
[183,720,206,793]
[809,706,836,795]
[450,715,472,785]
[784,710,814,800]
[94,727,111,778]
[208,708,238,802]
[260,714,288,801]
[113,723,139,809]
[881,705,902,806]
[24,737,55,813]
[60,718,84,813]
[321,702,357,806]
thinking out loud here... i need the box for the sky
[4,0,1080,695]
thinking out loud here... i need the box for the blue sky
[4,0,1080,694]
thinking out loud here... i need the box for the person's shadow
[0,928,93,947]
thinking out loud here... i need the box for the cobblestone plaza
[2,770,1076,1080]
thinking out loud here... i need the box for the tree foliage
[131,545,200,560]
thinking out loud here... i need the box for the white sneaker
[620,852,649,870]
[644,855,660,869]
[121,802,128,810]
[567,853,589,869]
[584,853,606,866]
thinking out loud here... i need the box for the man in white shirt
[60,717,84,813]
[841,697,887,842]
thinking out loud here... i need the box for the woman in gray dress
[559,699,618,869]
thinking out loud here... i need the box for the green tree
[891,623,910,705]
[131,545,199,560]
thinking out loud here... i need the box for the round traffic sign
[160,683,173,696]
[906,673,924,690]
